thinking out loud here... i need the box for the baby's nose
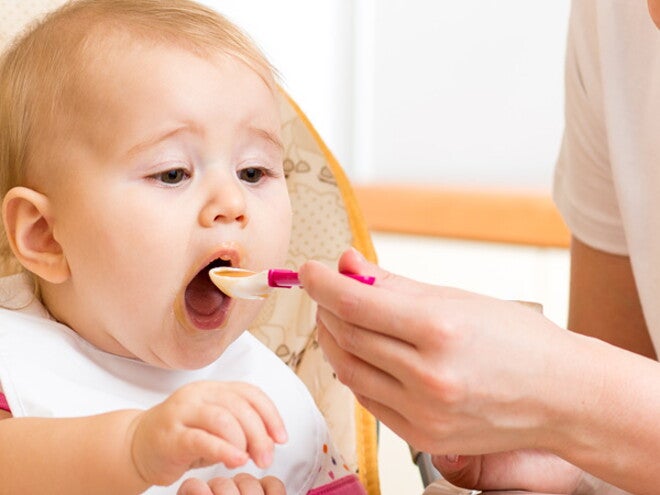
[199,177,248,227]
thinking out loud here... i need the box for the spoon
[209,267,375,300]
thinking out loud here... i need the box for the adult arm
[300,249,660,494]
[568,236,655,359]
[434,236,657,493]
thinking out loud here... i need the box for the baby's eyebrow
[249,126,284,153]
[125,123,201,157]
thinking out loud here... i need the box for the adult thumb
[338,247,436,296]
[336,247,383,278]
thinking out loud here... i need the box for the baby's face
[32,39,291,369]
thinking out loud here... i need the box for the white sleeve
[552,0,628,255]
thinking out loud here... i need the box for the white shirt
[554,0,660,352]
[0,273,345,494]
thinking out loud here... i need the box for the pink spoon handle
[268,269,300,288]
[339,270,376,286]
[267,269,376,289]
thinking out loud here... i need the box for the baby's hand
[177,474,286,495]
[129,381,288,487]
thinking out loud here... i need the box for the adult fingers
[432,450,582,494]
[335,248,385,281]
[317,320,403,404]
[335,248,432,296]
[316,305,418,380]
[300,259,433,344]
[431,454,483,490]
[354,391,443,454]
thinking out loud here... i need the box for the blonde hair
[0,0,277,276]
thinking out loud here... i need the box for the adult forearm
[548,333,660,495]
[0,410,148,494]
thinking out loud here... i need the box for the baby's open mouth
[184,258,232,330]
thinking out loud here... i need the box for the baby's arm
[0,408,151,494]
[0,381,287,494]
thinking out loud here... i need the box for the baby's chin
[162,308,263,370]
[146,337,236,370]
[157,291,265,370]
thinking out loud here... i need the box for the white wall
[203,0,570,189]
[364,0,571,187]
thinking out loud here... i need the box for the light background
[201,0,570,188]
[197,2,573,493]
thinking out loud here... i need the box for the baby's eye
[239,167,265,184]
[153,168,189,185]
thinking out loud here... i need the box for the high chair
[251,93,380,494]
[0,3,381,494]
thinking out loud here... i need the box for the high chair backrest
[252,93,380,494]
[0,4,381,493]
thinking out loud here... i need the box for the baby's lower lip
[186,303,230,330]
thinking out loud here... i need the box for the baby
[0,1,365,494]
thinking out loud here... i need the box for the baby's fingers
[235,385,287,445]
[185,405,248,469]
[193,405,248,452]
[178,477,213,495]
[211,474,285,495]
[198,383,287,468]
[178,475,285,495]
[254,476,285,495]
[229,401,278,469]
[182,427,248,469]
[206,477,239,495]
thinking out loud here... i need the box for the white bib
[0,278,328,494]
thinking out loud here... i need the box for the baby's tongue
[185,271,225,316]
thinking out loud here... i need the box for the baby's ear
[2,187,70,283]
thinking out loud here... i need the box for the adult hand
[432,450,582,494]
[178,473,285,495]
[129,381,287,487]
[299,249,590,468]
